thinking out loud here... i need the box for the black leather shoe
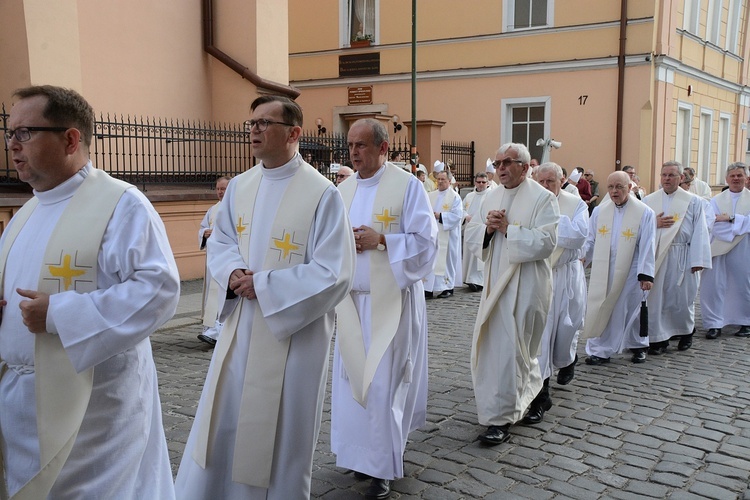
[631,350,647,363]
[735,326,750,337]
[478,425,510,445]
[523,399,552,425]
[648,342,668,355]
[677,334,693,351]
[364,478,391,499]
[467,283,478,292]
[424,291,433,299]
[197,334,217,347]
[557,355,577,385]
[353,470,371,481]
[584,355,610,366]
[706,328,721,339]
[436,289,454,298]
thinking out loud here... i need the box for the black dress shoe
[478,425,510,445]
[648,342,668,355]
[706,328,721,339]
[353,470,372,480]
[735,326,750,337]
[584,355,610,366]
[631,350,647,363]
[556,355,577,385]
[197,334,217,347]
[677,334,693,351]
[466,283,478,292]
[436,289,454,298]
[523,399,553,425]
[424,291,433,299]
[364,478,391,499]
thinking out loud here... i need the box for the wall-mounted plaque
[339,52,380,78]
[347,86,373,105]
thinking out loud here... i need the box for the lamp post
[535,138,562,164]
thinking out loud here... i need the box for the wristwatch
[376,234,387,251]
[729,215,735,223]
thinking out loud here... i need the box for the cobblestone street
[154,280,750,499]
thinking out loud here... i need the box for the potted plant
[350,34,373,48]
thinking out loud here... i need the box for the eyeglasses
[4,126,69,145]
[475,180,488,184]
[244,119,295,132]
[336,174,349,179]
[492,158,523,169]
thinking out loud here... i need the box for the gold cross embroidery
[442,203,451,211]
[236,216,247,237]
[671,213,680,222]
[375,208,398,231]
[272,232,301,261]
[598,225,611,236]
[49,254,87,291]
[621,228,636,240]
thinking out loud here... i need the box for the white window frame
[697,108,714,182]
[501,96,552,161]
[676,102,693,168]
[683,0,702,36]
[706,0,723,45]
[339,0,380,47]
[725,0,742,52]
[717,113,731,185]
[503,0,554,32]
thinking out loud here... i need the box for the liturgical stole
[429,188,459,276]
[710,189,750,257]
[192,161,330,489]
[644,189,691,273]
[336,163,410,406]
[471,180,542,370]
[582,199,647,340]
[201,202,222,328]
[550,190,582,268]
[0,168,130,500]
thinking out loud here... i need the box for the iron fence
[442,140,475,186]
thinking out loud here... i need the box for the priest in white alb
[0,86,179,499]
[643,161,711,353]
[197,175,230,346]
[176,95,355,500]
[464,143,558,446]
[462,172,491,292]
[425,165,463,298]
[700,162,750,339]
[582,171,656,366]
[332,118,437,500]
[523,163,588,425]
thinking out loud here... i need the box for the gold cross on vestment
[48,254,87,291]
[236,216,248,237]
[671,213,680,222]
[598,225,611,236]
[375,208,398,231]
[442,203,451,211]
[621,228,636,241]
[273,232,301,260]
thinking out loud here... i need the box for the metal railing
[442,140,475,186]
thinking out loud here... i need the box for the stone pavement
[154,280,750,499]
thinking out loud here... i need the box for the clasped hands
[229,269,256,300]
[353,225,379,254]
[485,209,509,236]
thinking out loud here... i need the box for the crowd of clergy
[3,84,749,500]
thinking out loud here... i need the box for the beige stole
[711,189,750,257]
[336,164,409,406]
[201,202,222,327]
[192,162,330,489]
[429,188,459,276]
[471,180,540,370]
[644,189,691,273]
[550,190,582,268]
[582,200,647,340]
[0,169,130,500]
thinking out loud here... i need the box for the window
[342,0,378,46]
[683,0,702,36]
[726,0,742,52]
[505,0,553,31]
[501,97,551,161]
[706,0,723,45]
[717,114,730,185]
[697,109,713,182]
[676,103,693,167]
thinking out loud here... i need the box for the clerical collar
[355,163,386,187]
[261,153,299,180]
[615,200,628,209]
[35,162,91,206]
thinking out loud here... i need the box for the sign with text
[339,52,380,78]
[347,86,373,105]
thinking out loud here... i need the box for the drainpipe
[615,0,628,170]
[203,0,300,99]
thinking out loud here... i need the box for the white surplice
[465,179,558,426]
[199,202,223,339]
[583,200,656,358]
[700,190,750,329]
[0,164,179,499]
[644,190,711,341]
[331,167,437,480]
[176,157,354,500]
[538,191,588,380]
[688,178,712,200]
[462,189,489,287]
[425,189,463,293]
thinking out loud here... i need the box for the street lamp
[535,138,561,163]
